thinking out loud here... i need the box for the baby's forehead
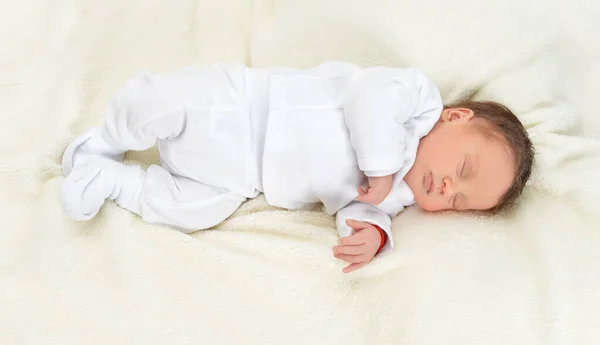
[472,140,515,196]
[475,134,514,166]
[468,122,515,160]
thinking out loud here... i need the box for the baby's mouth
[425,171,434,194]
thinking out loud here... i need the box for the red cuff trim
[372,224,386,253]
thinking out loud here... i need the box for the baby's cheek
[415,195,443,212]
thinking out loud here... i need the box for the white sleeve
[343,67,443,177]
[335,201,398,254]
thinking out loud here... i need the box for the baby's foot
[62,128,125,176]
[61,157,142,221]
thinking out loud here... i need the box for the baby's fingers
[356,188,375,202]
[334,253,367,264]
[343,262,366,273]
[357,190,384,205]
[332,244,365,255]
[338,231,367,246]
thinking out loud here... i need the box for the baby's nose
[442,177,453,195]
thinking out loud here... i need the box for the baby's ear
[441,108,474,122]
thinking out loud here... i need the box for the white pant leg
[140,165,246,231]
[62,64,252,227]
[62,157,245,230]
[63,64,258,199]
[63,70,189,175]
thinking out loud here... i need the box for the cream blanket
[1,1,599,344]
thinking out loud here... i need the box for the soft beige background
[1,1,599,344]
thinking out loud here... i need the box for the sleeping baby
[60,61,534,273]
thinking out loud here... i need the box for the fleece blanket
[1,1,599,344]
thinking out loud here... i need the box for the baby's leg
[62,70,191,175]
[62,157,246,230]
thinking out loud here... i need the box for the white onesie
[61,61,443,253]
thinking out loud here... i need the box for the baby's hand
[332,219,382,273]
[357,175,394,205]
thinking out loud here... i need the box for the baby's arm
[333,201,396,273]
[343,67,443,178]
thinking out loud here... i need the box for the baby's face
[404,108,515,212]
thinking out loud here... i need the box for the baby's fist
[357,175,393,205]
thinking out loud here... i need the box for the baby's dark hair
[444,100,535,213]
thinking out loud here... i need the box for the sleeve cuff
[335,201,394,253]
[372,224,386,253]
[357,153,403,177]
